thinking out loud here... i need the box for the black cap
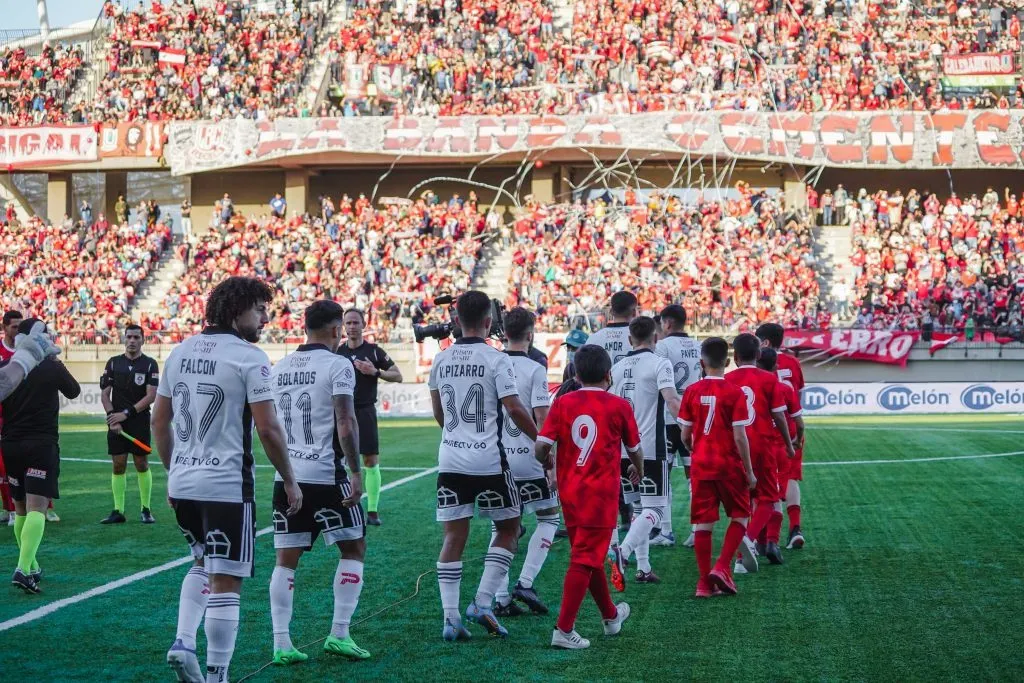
[17,317,46,335]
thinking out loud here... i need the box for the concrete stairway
[131,246,186,317]
[471,241,514,300]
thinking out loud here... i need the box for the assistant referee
[100,323,159,525]
[338,309,402,526]
[1,318,79,593]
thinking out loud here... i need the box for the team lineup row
[1,278,808,681]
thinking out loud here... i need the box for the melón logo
[960,384,1024,411]
[877,385,949,411]
[800,386,866,411]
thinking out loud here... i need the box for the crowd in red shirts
[506,185,824,333]
[846,185,1024,333]
[330,0,1024,117]
[78,0,329,124]
[138,191,487,343]
[0,43,84,125]
[0,214,171,344]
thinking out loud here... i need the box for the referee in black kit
[99,324,159,525]
[1,318,79,593]
[338,309,402,526]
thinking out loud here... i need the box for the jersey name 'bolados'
[436,363,487,379]
[180,358,217,375]
[276,371,316,387]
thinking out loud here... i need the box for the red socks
[745,502,773,542]
[715,521,747,572]
[767,510,784,544]
[588,563,617,620]
[694,530,713,578]
[556,562,592,633]
[787,504,801,530]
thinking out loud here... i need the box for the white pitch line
[0,466,439,633]
[806,450,1024,467]
[58,457,429,472]
[820,426,1024,435]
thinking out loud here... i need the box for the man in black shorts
[100,323,159,524]
[1,318,79,593]
[338,309,402,526]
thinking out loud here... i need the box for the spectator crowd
[845,184,1024,337]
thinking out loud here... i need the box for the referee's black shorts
[355,404,379,455]
[3,439,60,500]
[107,416,152,457]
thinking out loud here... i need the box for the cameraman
[429,291,538,640]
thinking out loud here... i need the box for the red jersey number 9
[572,414,597,466]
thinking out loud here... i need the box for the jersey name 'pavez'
[157,328,274,503]
[655,333,702,421]
[272,344,356,485]
[502,352,550,479]
[610,348,676,461]
[429,338,519,475]
[587,322,633,365]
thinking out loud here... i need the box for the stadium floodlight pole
[37,0,50,43]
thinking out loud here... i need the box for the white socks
[269,566,295,651]
[663,484,673,534]
[786,479,801,507]
[332,559,364,639]
[176,565,209,650]
[204,593,240,683]
[475,546,514,608]
[519,514,559,588]
[620,508,663,573]
[437,561,462,622]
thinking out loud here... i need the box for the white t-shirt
[502,352,550,480]
[610,348,676,461]
[271,344,356,485]
[655,333,702,421]
[428,338,519,475]
[587,322,633,365]
[157,328,274,503]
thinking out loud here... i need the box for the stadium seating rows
[844,185,1024,332]
[0,215,171,343]
[5,0,1022,122]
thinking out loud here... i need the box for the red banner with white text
[783,329,920,367]
[0,125,99,168]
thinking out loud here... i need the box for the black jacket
[1,358,80,443]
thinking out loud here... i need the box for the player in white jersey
[268,300,371,665]
[428,291,539,641]
[586,290,637,365]
[490,307,559,618]
[153,276,301,683]
[653,304,703,547]
[609,317,680,584]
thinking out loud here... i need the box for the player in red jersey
[757,349,804,554]
[677,337,756,598]
[726,334,794,571]
[756,323,806,548]
[535,345,640,650]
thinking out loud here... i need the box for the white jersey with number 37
[157,329,274,504]
[271,345,356,485]
[429,338,519,475]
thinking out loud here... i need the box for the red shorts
[753,460,779,503]
[567,525,614,570]
[786,448,803,481]
[690,476,752,524]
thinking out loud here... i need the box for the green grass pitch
[1,415,1023,681]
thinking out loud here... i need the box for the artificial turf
[0,415,1022,681]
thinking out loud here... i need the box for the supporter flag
[158,48,187,71]
[929,332,963,355]
[699,30,740,46]
[131,40,161,50]
[645,41,673,62]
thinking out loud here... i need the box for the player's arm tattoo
[151,394,174,470]
[0,363,26,402]
[333,394,360,474]
[501,395,539,441]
